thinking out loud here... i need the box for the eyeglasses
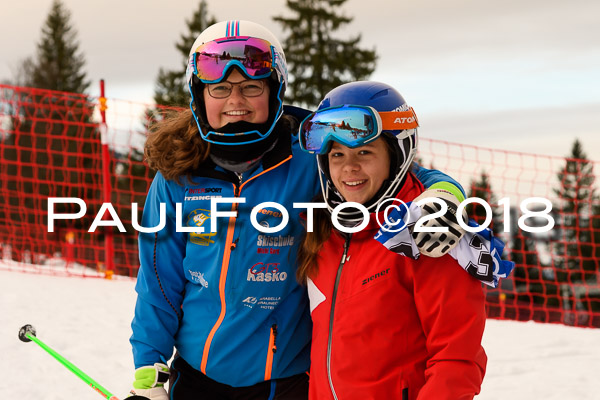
[299,105,419,154]
[206,80,266,99]
[191,36,275,83]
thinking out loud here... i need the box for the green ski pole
[18,324,148,400]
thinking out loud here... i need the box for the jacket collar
[191,122,292,184]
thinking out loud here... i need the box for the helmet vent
[370,89,389,100]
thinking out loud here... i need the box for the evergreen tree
[5,0,98,209]
[0,1,105,269]
[274,0,377,108]
[1,85,102,266]
[553,139,598,283]
[466,171,552,314]
[466,171,502,234]
[154,0,217,106]
[11,0,98,206]
[27,0,90,93]
[510,228,547,307]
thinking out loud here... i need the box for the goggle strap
[378,109,419,130]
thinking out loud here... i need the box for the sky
[2,264,600,399]
[1,0,599,158]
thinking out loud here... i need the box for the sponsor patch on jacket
[189,270,209,288]
[185,195,222,201]
[243,296,282,310]
[256,234,295,247]
[257,247,280,254]
[247,262,288,282]
[362,268,391,285]
[185,187,223,201]
[187,209,217,246]
[188,187,223,194]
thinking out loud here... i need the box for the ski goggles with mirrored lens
[190,37,275,83]
[299,105,419,154]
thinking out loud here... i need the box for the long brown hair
[144,109,210,183]
[145,108,298,183]
[296,197,334,283]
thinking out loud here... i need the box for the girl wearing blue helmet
[129,21,472,400]
[297,81,490,399]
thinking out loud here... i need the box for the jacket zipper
[264,323,278,380]
[200,162,290,374]
[200,177,241,374]
[327,236,351,400]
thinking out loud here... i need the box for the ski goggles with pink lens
[190,37,275,83]
[299,105,419,154]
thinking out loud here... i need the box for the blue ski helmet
[314,81,419,223]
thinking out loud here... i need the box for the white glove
[130,363,170,400]
[411,188,467,257]
[128,387,168,400]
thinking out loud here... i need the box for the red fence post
[99,79,115,279]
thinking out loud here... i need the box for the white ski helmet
[186,20,288,148]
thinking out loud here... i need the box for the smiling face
[203,69,270,129]
[327,138,391,204]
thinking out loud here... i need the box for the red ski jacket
[307,173,487,400]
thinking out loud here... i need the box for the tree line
[0,0,376,275]
[7,0,377,108]
[466,140,600,325]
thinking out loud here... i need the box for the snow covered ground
[1,268,599,399]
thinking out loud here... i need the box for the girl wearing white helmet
[129,20,472,400]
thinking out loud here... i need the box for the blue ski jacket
[130,129,464,387]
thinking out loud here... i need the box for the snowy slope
[1,268,599,399]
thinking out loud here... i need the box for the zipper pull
[271,324,278,353]
[233,172,243,197]
[341,237,351,263]
[234,172,243,196]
